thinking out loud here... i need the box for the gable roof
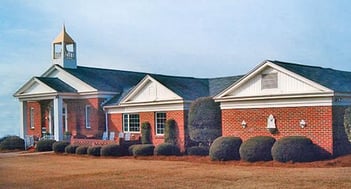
[272,60,351,93]
[62,66,147,92]
[35,77,77,93]
[208,75,244,96]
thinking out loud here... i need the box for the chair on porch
[109,132,115,141]
[102,132,108,140]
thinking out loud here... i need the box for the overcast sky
[1,0,351,137]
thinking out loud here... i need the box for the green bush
[188,97,222,146]
[36,139,56,152]
[65,144,79,154]
[165,119,177,145]
[187,146,209,156]
[128,144,138,156]
[209,136,242,161]
[141,122,152,144]
[76,146,89,155]
[271,136,316,162]
[154,143,180,156]
[52,141,70,153]
[101,144,123,156]
[0,136,24,151]
[344,107,351,141]
[239,136,276,162]
[87,146,102,156]
[0,136,11,144]
[132,144,155,156]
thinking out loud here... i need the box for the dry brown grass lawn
[1,153,351,189]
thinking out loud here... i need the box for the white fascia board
[120,75,182,104]
[42,64,97,92]
[14,77,57,97]
[220,96,333,109]
[215,60,333,99]
[105,100,191,113]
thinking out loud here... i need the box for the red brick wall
[108,110,187,152]
[66,98,105,138]
[26,101,42,138]
[222,106,334,154]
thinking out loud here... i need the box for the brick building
[215,60,351,156]
[14,27,351,155]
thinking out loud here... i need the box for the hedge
[164,119,177,145]
[132,144,155,156]
[154,143,180,156]
[65,144,79,154]
[100,144,123,156]
[239,136,276,162]
[0,136,25,151]
[188,97,222,146]
[271,136,316,162]
[187,146,209,156]
[87,146,102,156]
[141,122,152,144]
[76,146,89,155]
[209,136,242,161]
[52,141,70,153]
[36,139,56,152]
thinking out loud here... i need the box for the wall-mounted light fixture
[300,120,306,128]
[241,120,247,128]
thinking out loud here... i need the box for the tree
[188,97,222,146]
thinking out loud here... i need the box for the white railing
[41,134,55,140]
[24,135,34,150]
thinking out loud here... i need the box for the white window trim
[85,105,91,129]
[30,107,35,129]
[155,112,166,135]
[123,113,140,133]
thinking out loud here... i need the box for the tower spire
[52,25,77,69]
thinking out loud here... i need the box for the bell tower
[52,25,77,69]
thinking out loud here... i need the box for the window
[123,114,140,132]
[261,73,278,89]
[62,104,68,132]
[155,112,166,135]
[30,107,35,129]
[85,105,91,129]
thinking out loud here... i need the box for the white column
[53,96,63,141]
[19,101,27,139]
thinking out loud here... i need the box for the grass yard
[0,152,351,189]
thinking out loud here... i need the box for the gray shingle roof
[272,60,351,93]
[63,66,146,92]
[36,77,77,93]
[208,75,244,96]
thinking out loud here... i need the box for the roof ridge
[271,60,351,73]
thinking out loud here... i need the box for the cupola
[52,25,77,69]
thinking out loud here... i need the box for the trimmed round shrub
[65,144,79,154]
[239,136,276,162]
[76,146,89,155]
[209,136,242,161]
[0,136,11,144]
[0,136,25,151]
[187,146,209,156]
[36,139,56,152]
[87,146,102,156]
[271,136,316,162]
[164,119,177,145]
[141,122,152,144]
[154,143,180,156]
[101,144,123,156]
[52,141,70,153]
[132,144,155,156]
